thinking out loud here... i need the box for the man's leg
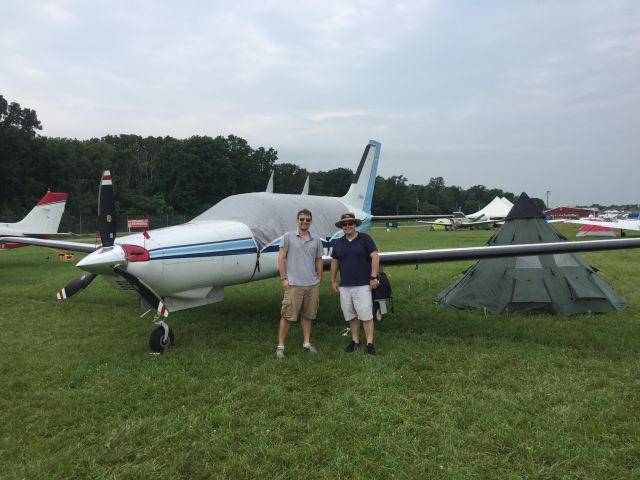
[300,284,320,346]
[349,318,360,343]
[278,316,291,346]
[278,287,302,354]
[300,316,312,345]
[362,318,374,345]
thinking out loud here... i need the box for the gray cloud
[3,0,639,206]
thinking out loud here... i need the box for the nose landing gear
[149,318,174,353]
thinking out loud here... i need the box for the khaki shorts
[281,284,320,322]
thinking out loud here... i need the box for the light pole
[546,190,550,209]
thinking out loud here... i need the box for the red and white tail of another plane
[0,191,68,249]
[565,218,640,232]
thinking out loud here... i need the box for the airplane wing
[456,219,498,228]
[322,238,640,268]
[0,236,99,253]
[372,214,453,220]
[416,220,452,226]
[565,219,640,231]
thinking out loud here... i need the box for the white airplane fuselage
[78,201,368,312]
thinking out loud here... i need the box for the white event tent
[468,196,514,220]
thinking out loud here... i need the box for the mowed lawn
[2,224,640,479]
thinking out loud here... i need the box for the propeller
[97,170,117,247]
[57,273,98,300]
[56,169,168,318]
[113,265,169,318]
[57,170,117,301]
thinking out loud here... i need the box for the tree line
[1,94,546,227]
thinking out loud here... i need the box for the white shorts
[339,285,373,322]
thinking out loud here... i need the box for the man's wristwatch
[370,275,378,280]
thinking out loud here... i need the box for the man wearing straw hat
[330,212,380,355]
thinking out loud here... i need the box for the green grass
[2,225,640,479]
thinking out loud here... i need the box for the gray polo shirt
[281,230,323,286]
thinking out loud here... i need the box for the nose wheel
[149,320,174,353]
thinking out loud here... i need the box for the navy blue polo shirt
[331,233,378,286]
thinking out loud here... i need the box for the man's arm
[330,258,340,293]
[315,238,323,282]
[369,250,380,289]
[316,257,323,282]
[370,250,380,278]
[278,246,289,288]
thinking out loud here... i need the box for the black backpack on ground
[372,271,392,301]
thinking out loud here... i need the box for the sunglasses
[298,218,312,223]
[342,222,356,227]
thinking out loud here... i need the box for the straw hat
[335,212,363,228]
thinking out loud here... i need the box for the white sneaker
[275,347,285,359]
[303,343,317,354]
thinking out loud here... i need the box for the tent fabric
[436,192,627,315]
[468,196,514,220]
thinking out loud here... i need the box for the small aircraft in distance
[565,217,640,234]
[418,212,499,231]
[0,191,68,250]
[4,140,640,352]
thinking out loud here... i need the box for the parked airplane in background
[0,191,68,250]
[565,217,640,233]
[4,141,640,352]
[419,211,499,230]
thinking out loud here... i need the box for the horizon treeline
[3,93,607,223]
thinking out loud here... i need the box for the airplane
[565,217,640,234]
[417,212,499,231]
[0,191,68,250]
[4,140,640,353]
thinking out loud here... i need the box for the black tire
[149,325,175,353]
[374,302,383,322]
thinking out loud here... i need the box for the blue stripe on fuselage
[156,247,258,260]
[148,237,257,260]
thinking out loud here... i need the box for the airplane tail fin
[11,191,68,234]
[340,140,381,214]
[265,171,274,193]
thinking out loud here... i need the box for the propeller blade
[56,273,98,300]
[113,265,169,318]
[97,170,117,247]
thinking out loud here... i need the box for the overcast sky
[3,1,639,206]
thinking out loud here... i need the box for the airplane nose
[77,245,126,274]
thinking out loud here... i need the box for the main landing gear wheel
[149,325,175,353]
[373,302,383,322]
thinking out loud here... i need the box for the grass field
[2,224,640,479]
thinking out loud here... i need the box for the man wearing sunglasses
[330,212,380,355]
[276,209,324,359]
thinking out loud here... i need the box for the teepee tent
[436,193,626,315]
